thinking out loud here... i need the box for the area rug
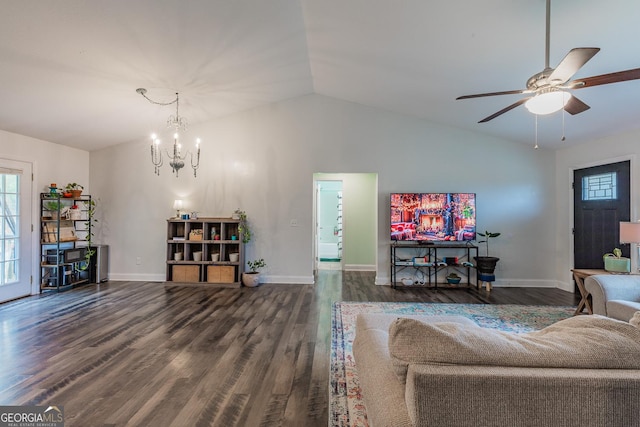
[329,301,575,427]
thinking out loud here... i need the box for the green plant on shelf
[45,201,61,212]
[235,209,252,243]
[65,182,84,192]
[78,198,97,271]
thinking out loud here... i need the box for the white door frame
[0,158,33,303]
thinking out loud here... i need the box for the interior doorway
[316,180,343,270]
[313,173,377,273]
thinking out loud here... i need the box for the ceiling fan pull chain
[561,107,566,141]
[534,115,539,149]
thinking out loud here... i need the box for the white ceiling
[1,0,639,151]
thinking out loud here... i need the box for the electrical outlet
[136,257,141,265]
[290,219,298,227]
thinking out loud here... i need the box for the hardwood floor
[0,271,578,426]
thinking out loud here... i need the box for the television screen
[390,193,476,242]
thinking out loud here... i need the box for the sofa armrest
[585,274,640,316]
[406,364,640,427]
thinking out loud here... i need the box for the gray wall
[90,93,558,287]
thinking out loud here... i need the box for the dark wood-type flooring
[0,271,578,426]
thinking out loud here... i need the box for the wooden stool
[478,273,495,291]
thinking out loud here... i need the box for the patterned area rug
[329,301,575,427]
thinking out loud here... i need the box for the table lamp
[173,199,183,218]
[619,221,640,273]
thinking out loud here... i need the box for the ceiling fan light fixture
[525,89,572,115]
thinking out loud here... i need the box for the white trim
[344,264,375,271]
[109,273,165,282]
[262,275,315,284]
[0,158,33,302]
[375,275,390,285]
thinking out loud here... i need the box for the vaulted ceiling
[1,0,639,151]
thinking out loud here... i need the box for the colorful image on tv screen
[390,193,476,241]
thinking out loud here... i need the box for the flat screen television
[390,193,476,242]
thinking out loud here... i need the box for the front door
[573,160,631,274]
[0,159,33,303]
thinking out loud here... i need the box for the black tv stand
[390,241,478,289]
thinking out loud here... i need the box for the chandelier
[136,88,201,177]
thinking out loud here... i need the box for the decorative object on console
[620,221,640,273]
[137,88,201,177]
[242,258,266,287]
[603,247,630,273]
[173,199,183,218]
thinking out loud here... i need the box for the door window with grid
[0,171,20,286]
[0,159,31,303]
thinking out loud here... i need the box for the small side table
[571,269,609,316]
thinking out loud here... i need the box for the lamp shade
[620,221,640,243]
[173,199,183,210]
[525,90,571,115]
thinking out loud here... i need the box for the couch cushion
[389,314,640,383]
[353,314,477,427]
[607,300,640,322]
[631,311,640,328]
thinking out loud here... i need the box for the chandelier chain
[137,88,200,178]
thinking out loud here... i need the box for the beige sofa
[353,313,640,427]
[584,274,640,321]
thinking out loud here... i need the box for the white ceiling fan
[457,0,640,123]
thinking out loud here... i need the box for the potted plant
[474,230,501,274]
[242,258,266,287]
[446,272,461,284]
[65,183,84,198]
[45,200,62,219]
[235,209,252,243]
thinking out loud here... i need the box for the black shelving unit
[39,192,92,292]
[390,242,478,289]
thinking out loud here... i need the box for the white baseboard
[375,275,390,285]
[344,264,376,271]
[261,275,315,285]
[106,273,315,285]
[108,273,165,282]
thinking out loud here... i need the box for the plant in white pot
[242,258,266,287]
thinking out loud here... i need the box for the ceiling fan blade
[548,48,600,84]
[478,97,531,123]
[457,89,526,100]
[564,95,590,115]
[568,68,640,89]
